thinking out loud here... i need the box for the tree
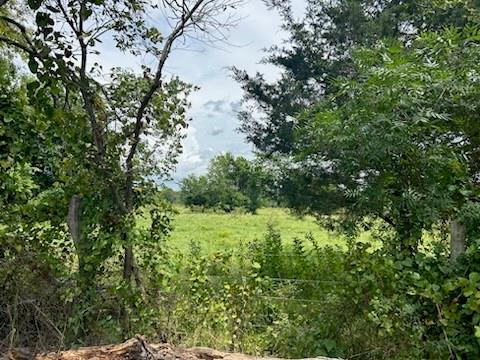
[234,0,480,255]
[0,0,242,286]
[208,153,268,212]
[180,174,211,208]
[0,54,96,346]
[282,28,480,253]
[234,0,479,154]
[0,1,243,337]
[180,153,270,213]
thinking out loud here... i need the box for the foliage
[180,153,271,213]
[234,0,479,154]
[2,0,480,358]
[277,28,480,252]
[138,226,480,359]
[235,0,480,254]
[0,0,243,290]
[230,10,480,358]
[0,0,242,345]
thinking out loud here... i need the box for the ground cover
[137,207,355,253]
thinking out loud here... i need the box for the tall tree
[234,0,479,154]
[283,28,480,253]
[234,0,480,254]
[0,0,242,285]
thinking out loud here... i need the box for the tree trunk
[123,245,134,282]
[67,195,90,283]
[122,170,139,285]
[67,195,81,246]
[450,219,466,263]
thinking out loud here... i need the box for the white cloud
[96,0,307,185]
[162,0,306,183]
[176,126,203,173]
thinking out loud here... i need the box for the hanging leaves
[27,0,43,10]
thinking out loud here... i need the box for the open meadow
[138,207,359,253]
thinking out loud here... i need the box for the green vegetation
[138,207,351,253]
[2,0,480,359]
[180,153,271,213]
[145,226,475,359]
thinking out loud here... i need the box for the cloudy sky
[101,0,305,187]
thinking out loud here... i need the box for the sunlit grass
[137,206,359,254]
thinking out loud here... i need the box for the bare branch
[56,0,80,35]
[125,0,207,181]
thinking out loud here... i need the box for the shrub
[151,226,480,359]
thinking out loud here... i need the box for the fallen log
[3,337,342,360]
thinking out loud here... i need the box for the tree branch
[0,15,37,50]
[70,0,106,162]
[54,1,104,160]
[124,0,207,209]
[0,36,35,55]
[56,0,80,35]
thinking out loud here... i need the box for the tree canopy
[180,153,270,213]
[234,0,480,154]
[235,0,480,254]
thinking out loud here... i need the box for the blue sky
[100,0,305,187]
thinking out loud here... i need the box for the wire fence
[161,271,345,308]
[153,266,352,357]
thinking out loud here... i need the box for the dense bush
[150,226,480,359]
[0,200,175,349]
[3,204,480,359]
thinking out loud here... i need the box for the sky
[166,0,294,186]
[101,0,305,188]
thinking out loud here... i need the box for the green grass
[139,206,352,254]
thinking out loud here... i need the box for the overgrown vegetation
[158,226,480,359]
[2,0,480,359]
[5,219,479,358]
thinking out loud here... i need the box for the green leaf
[28,57,38,73]
[27,0,43,10]
[80,6,93,20]
[35,12,54,27]
[252,261,261,269]
[475,326,480,339]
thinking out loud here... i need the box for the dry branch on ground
[3,337,342,360]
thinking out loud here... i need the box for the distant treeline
[161,153,276,213]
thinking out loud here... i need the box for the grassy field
[139,206,353,253]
